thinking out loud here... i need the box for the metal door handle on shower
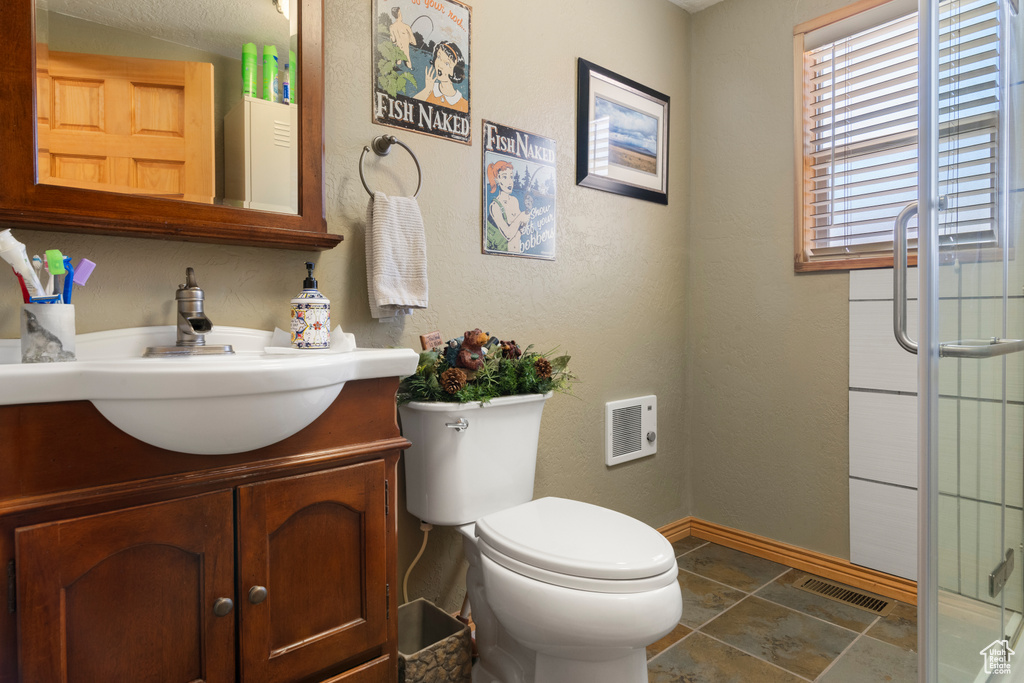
[893,200,1024,359]
[893,202,920,355]
[940,338,1024,359]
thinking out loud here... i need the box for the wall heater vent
[605,395,657,466]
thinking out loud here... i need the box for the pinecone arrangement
[398,329,574,405]
[441,367,467,394]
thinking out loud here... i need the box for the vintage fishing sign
[372,0,472,145]
[482,121,556,260]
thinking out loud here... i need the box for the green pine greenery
[376,38,417,98]
[398,341,574,405]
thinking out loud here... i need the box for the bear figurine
[456,328,490,371]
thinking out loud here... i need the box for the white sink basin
[0,326,418,455]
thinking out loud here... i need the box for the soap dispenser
[290,261,330,349]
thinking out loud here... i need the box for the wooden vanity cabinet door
[14,490,236,683]
[237,460,388,683]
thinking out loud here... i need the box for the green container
[263,45,279,101]
[288,50,297,103]
[241,43,257,97]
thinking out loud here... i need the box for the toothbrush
[73,258,96,286]
[13,269,29,304]
[61,257,75,304]
[32,255,43,289]
[58,258,95,303]
[45,249,65,296]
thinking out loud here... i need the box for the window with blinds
[795,0,1001,269]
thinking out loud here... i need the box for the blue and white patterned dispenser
[290,261,330,349]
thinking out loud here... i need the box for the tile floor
[647,538,919,682]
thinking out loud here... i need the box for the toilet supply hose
[402,521,433,604]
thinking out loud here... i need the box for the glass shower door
[921,0,1024,680]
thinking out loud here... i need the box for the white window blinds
[800,0,1001,263]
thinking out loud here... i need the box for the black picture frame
[576,58,670,205]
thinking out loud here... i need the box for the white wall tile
[849,391,918,488]
[955,259,1024,300]
[943,499,1024,611]
[850,299,919,392]
[848,259,1023,595]
[850,478,918,580]
[846,274,1017,399]
[946,401,1024,509]
[1006,507,1023,612]
[949,298,1024,403]
[850,266,919,301]
[938,398,960,497]
[938,494,959,593]
[938,260,961,300]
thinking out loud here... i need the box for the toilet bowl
[471,497,682,683]
[399,393,684,683]
[480,554,681,683]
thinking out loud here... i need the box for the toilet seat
[475,497,678,593]
[479,539,678,593]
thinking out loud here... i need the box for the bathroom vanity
[0,377,407,683]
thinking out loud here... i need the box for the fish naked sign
[372,0,471,145]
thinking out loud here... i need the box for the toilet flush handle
[445,418,469,432]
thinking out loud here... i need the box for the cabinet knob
[213,598,234,617]
[248,585,268,605]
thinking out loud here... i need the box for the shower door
[917,0,1024,680]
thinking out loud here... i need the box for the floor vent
[792,576,896,616]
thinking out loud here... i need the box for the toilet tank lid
[475,497,677,580]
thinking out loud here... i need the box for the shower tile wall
[849,267,1024,609]
[936,257,1023,612]
[849,267,919,581]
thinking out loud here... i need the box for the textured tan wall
[0,0,691,610]
[685,0,853,559]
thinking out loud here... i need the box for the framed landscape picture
[576,59,669,204]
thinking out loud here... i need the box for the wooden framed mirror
[0,0,340,251]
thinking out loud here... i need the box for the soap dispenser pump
[290,261,330,349]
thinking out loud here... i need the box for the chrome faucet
[144,268,234,357]
[176,267,213,346]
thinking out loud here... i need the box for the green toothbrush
[45,249,65,296]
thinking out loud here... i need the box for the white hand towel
[365,191,428,320]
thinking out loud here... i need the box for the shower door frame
[918,3,941,680]
[918,0,1023,679]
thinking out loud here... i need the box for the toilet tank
[399,393,551,526]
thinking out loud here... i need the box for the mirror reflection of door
[34,1,298,214]
[37,45,215,203]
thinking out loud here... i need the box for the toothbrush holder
[21,303,76,363]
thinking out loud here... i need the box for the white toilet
[399,392,683,683]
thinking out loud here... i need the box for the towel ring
[359,135,423,198]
